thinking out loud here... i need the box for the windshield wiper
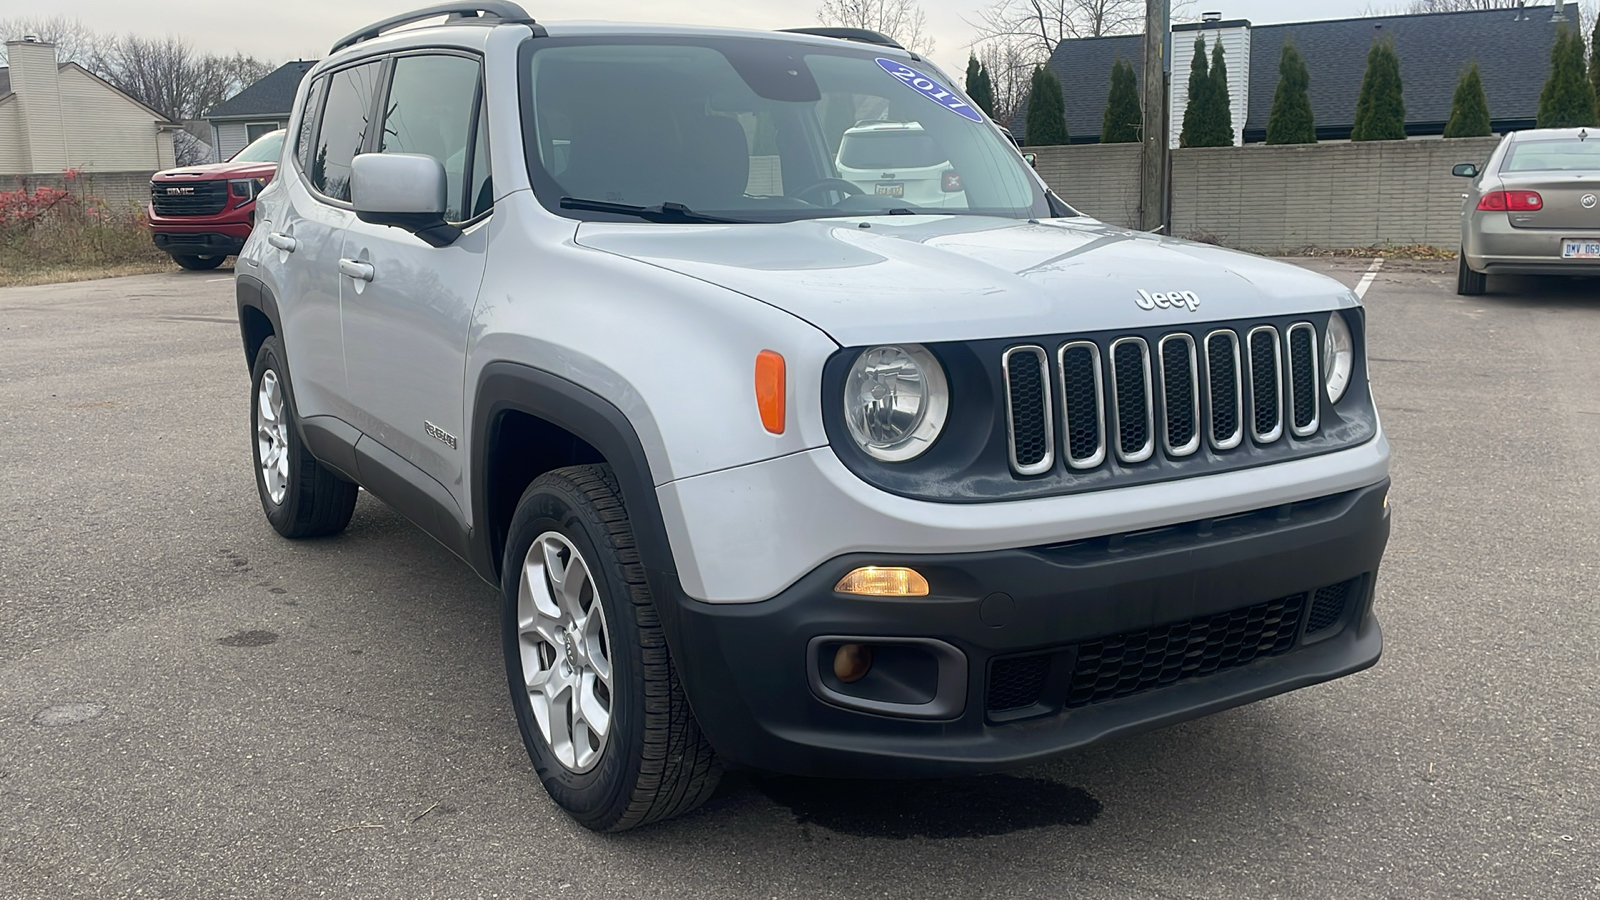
[559,197,744,224]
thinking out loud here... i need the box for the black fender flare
[235,274,282,373]
[470,362,678,587]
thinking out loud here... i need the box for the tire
[1457,252,1487,296]
[502,464,720,832]
[171,253,227,271]
[250,336,358,538]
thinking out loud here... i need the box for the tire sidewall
[501,479,643,825]
[250,337,302,532]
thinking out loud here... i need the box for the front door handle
[267,232,297,252]
[338,258,375,282]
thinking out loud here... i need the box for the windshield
[232,130,285,163]
[1503,138,1600,173]
[521,37,1051,222]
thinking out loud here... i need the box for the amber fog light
[834,566,929,597]
[833,643,873,683]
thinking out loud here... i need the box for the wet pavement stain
[753,774,1101,839]
[218,629,279,648]
[33,703,105,726]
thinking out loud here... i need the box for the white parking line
[1355,258,1384,299]
[205,277,231,283]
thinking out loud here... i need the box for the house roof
[1021,3,1580,144]
[205,60,317,120]
[0,68,10,98]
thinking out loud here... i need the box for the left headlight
[229,178,267,201]
[843,344,949,462]
[1324,311,1354,404]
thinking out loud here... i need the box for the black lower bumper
[656,480,1390,778]
[153,232,244,256]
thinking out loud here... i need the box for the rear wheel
[171,253,227,270]
[250,336,358,538]
[1457,252,1487,296]
[502,465,720,832]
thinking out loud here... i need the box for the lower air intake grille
[1064,592,1307,708]
[987,654,1052,711]
[1306,578,1356,633]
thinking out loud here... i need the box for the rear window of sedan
[1503,139,1600,172]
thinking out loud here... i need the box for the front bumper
[657,479,1389,778]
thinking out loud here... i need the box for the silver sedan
[1453,127,1600,295]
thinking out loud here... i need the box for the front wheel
[502,465,720,832]
[171,253,227,270]
[1457,252,1487,296]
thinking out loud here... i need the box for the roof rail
[331,1,538,54]
[779,27,904,50]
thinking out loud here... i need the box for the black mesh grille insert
[987,654,1052,711]
[150,180,229,216]
[1006,349,1050,470]
[1112,341,1150,458]
[1060,344,1102,464]
[1289,326,1317,431]
[1306,578,1355,633]
[1161,338,1197,452]
[1206,333,1240,444]
[1064,593,1307,708]
[1249,330,1280,439]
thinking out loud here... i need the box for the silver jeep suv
[237,2,1391,831]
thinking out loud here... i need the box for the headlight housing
[1324,311,1354,404]
[229,177,268,201]
[843,344,949,462]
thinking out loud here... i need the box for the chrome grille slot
[1285,322,1319,437]
[1203,329,1244,450]
[1003,346,1054,475]
[1057,341,1106,469]
[1246,326,1283,443]
[1157,334,1200,457]
[1108,337,1154,463]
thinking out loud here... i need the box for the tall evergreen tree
[1024,66,1070,146]
[1538,23,1598,129]
[965,55,995,119]
[1207,38,1235,146]
[1101,59,1141,143]
[1179,34,1212,148]
[1590,12,1600,103]
[1265,39,1315,144]
[1350,39,1406,141]
[1444,62,1492,138]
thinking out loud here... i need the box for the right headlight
[843,344,949,462]
[1324,311,1354,404]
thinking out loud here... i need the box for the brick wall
[1030,137,1502,251]
[5,170,153,216]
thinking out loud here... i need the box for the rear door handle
[338,258,375,282]
[267,232,297,252]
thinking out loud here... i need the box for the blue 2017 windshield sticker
[875,58,985,123]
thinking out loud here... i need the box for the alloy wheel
[256,369,290,505]
[517,531,614,773]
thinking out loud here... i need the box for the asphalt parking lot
[2,259,1598,899]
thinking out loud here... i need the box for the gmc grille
[150,180,228,216]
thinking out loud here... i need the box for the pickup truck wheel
[171,253,227,271]
[1457,252,1487,296]
[250,336,358,538]
[503,465,720,832]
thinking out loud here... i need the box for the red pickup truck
[148,129,282,270]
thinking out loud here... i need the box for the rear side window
[1503,139,1600,173]
[310,61,383,201]
[378,53,484,222]
[295,76,327,172]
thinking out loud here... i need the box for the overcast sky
[0,0,1457,75]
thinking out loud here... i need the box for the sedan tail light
[1477,190,1543,212]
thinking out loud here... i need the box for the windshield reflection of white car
[836,121,966,209]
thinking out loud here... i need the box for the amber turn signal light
[755,350,785,434]
[834,566,930,597]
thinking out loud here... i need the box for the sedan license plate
[1563,239,1600,259]
[875,182,904,198]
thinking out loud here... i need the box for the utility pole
[1139,0,1170,232]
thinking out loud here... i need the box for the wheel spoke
[578,671,610,738]
[558,555,590,623]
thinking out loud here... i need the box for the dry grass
[0,178,173,287]
[1269,244,1458,261]
[0,259,175,288]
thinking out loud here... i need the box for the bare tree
[817,0,935,53]
[975,37,1036,127]
[973,0,1192,61]
[0,16,112,65]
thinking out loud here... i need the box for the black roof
[205,60,317,120]
[1021,4,1580,144]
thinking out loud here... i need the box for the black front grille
[1110,339,1151,461]
[987,654,1052,711]
[1065,593,1306,708]
[1059,342,1104,466]
[1159,336,1198,454]
[1248,328,1282,441]
[1004,347,1051,473]
[1288,325,1317,432]
[1205,332,1241,447]
[1306,578,1355,633]
[151,180,229,216]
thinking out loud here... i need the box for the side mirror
[1452,163,1479,178]
[351,152,461,247]
[1023,152,1037,168]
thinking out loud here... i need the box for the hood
[575,216,1357,347]
[153,159,278,182]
